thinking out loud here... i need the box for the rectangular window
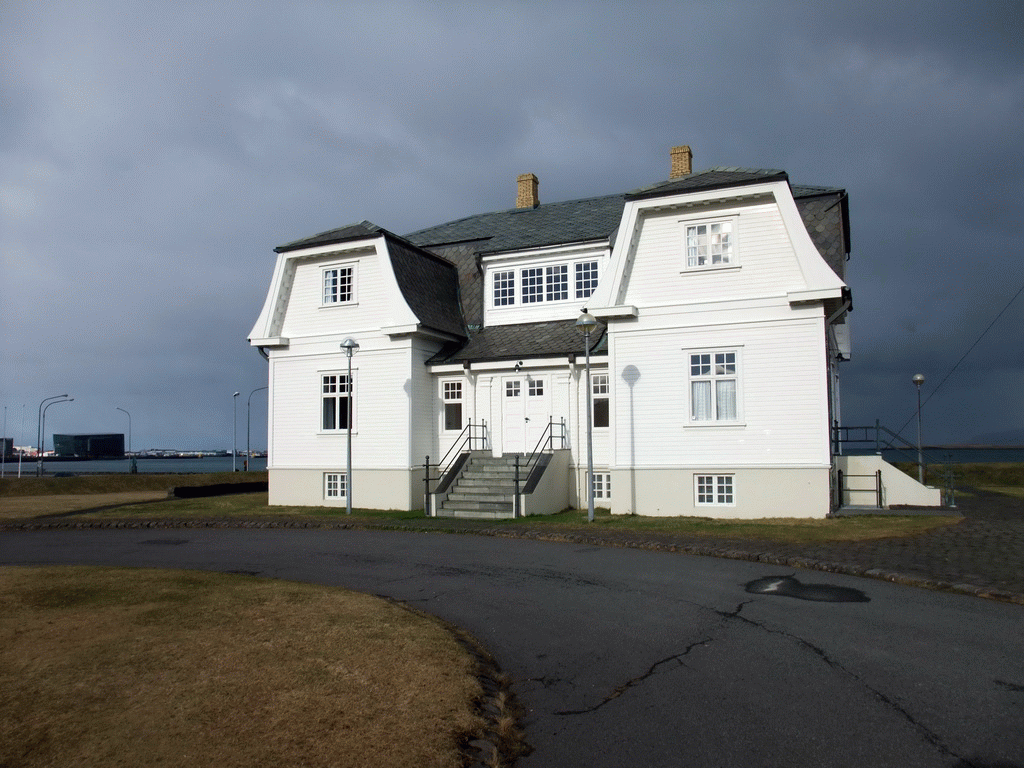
[685,221,734,269]
[325,472,347,499]
[443,381,463,431]
[528,379,544,397]
[696,475,734,505]
[690,351,737,421]
[545,264,568,302]
[506,381,521,397]
[575,261,599,298]
[322,373,352,430]
[323,266,354,304]
[521,267,544,303]
[592,373,609,428]
[494,270,515,306]
[591,472,611,500]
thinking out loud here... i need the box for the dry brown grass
[0,491,169,520]
[0,566,484,768]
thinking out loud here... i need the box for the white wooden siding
[609,314,829,467]
[279,249,396,339]
[623,203,805,308]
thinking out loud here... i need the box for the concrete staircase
[435,454,523,519]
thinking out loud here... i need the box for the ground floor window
[591,472,611,500]
[443,381,463,431]
[695,474,733,505]
[324,472,347,499]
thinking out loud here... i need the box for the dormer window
[323,264,355,305]
[684,220,735,270]
[491,257,600,308]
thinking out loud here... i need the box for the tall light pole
[115,407,132,457]
[37,394,70,476]
[247,386,268,471]
[913,373,925,484]
[575,309,602,523]
[230,393,239,473]
[340,338,359,515]
[39,397,73,476]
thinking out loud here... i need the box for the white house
[249,145,932,518]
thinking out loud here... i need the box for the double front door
[501,375,549,454]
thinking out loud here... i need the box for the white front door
[501,375,549,454]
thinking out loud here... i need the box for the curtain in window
[716,380,736,420]
[691,381,712,420]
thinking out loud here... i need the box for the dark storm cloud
[2,0,1023,449]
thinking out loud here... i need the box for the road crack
[554,638,714,716]
[719,599,973,764]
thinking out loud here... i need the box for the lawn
[0,566,484,768]
[2,478,962,543]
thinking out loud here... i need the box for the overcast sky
[2,1,1023,452]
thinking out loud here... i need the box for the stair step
[434,508,515,519]
[446,491,515,503]
[440,499,513,512]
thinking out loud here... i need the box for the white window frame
[687,348,741,425]
[591,472,611,500]
[322,262,357,306]
[695,474,734,506]
[320,371,356,432]
[591,373,609,429]
[681,216,738,272]
[324,472,347,499]
[489,257,602,309]
[442,380,464,432]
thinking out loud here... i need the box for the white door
[501,376,548,454]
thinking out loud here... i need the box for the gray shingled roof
[405,194,625,255]
[275,220,384,253]
[426,319,607,365]
[625,167,789,201]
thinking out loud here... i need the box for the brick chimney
[517,173,539,209]
[670,145,692,179]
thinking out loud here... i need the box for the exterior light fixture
[575,309,602,522]
[340,338,360,514]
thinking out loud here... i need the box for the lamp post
[575,309,602,523]
[39,397,73,476]
[115,407,131,458]
[36,394,70,476]
[247,386,268,471]
[913,373,925,484]
[232,392,240,471]
[340,338,359,515]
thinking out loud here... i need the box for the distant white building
[250,145,937,518]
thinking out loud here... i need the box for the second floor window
[685,221,734,269]
[323,266,354,304]
[491,258,601,308]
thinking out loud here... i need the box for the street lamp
[38,397,73,476]
[340,338,359,515]
[116,407,132,457]
[247,386,268,471]
[913,373,925,484]
[575,309,602,523]
[232,392,240,471]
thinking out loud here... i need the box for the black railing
[513,418,568,514]
[423,420,488,516]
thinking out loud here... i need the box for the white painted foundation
[269,467,426,511]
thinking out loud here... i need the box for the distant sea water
[845,447,1024,464]
[0,456,267,477]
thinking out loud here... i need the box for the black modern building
[53,434,125,459]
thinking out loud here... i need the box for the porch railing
[512,418,568,516]
[423,419,488,516]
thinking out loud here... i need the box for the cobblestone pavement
[4,489,1022,604]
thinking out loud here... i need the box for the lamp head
[574,309,600,337]
[912,374,925,386]
[340,338,360,356]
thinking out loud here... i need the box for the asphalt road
[2,528,1022,768]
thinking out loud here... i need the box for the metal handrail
[523,418,566,477]
[833,420,948,466]
[435,419,488,478]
